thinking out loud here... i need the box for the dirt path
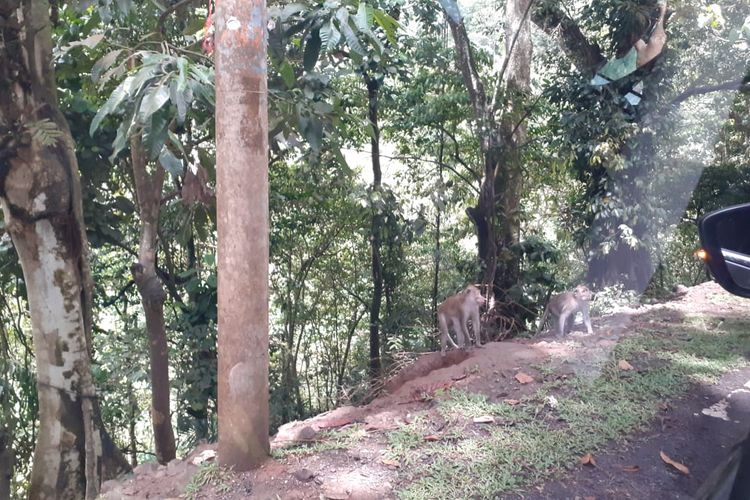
[102,282,750,499]
[518,367,750,499]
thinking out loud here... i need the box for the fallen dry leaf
[515,372,534,384]
[618,360,634,371]
[623,465,641,473]
[584,497,596,500]
[504,399,521,406]
[424,434,440,442]
[451,373,468,381]
[660,451,690,475]
[473,415,495,424]
[580,453,597,467]
[381,458,401,468]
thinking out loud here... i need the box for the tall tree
[0,0,129,496]
[215,0,270,469]
[437,0,533,327]
[129,134,176,463]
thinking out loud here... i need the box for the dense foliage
[0,0,747,495]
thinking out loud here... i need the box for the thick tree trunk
[494,0,532,298]
[0,0,129,496]
[366,76,384,380]
[215,0,270,469]
[129,135,176,464]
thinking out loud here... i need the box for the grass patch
[270,424,366,459]
[185,463,232,499]
[394,314,750,499]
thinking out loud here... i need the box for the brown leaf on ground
[473,415,495,424]
[381,458,400,468]
[618,359,634,371]
[623,465,641,473]
[584,496,596,500]
[515,372,535,384]
[504,399,521,406]
[580,453,597,467]
[660,451,690,475]
[451,373,468,381]
[424,434,440,442]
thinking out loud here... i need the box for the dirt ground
[101,281,750,499]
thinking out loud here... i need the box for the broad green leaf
[320,20,341,51]
[176,57,189,91]
[90,75,134,135]
[62,33,105,53]
[372,10,398,46]
[91,49,123,83]
[303,29,321,72]
[169,79,189,124]
[337,9,364,55]
[355,2,373,32]
[159,148,183,176]
[138,85,170,124]
[280,60,296,88]
[109,119,130,161]
[143,109,170,160]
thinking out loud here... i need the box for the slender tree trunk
[366,76,384,380]
[0,325,13,499]
[432,131,445,345]
[130,134,176,465]
[0,0,129,496]
[215,0,270,470]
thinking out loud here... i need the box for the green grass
[184,463,232,499]
[392,314,750,499]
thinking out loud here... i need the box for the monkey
[535,285,594,337]
[438,285,485,356]
[634,1,668,68]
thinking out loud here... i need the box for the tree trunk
[215,0,270,470]
[0,0,129,496]
[129,135,176,464]
[494,0,532,299]
[366,75,384,380]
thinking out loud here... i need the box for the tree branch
[671,79,750,106]
[491,0,535,110]
[531,3,604,77]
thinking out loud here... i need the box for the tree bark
[129,134,176,464]
[366,75,384,380]
[494,0,532,297]
[215,0,270,470]
[0,0,129,496]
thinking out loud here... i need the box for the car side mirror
[698,202,750,298]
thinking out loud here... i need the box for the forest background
[1,0,749,496]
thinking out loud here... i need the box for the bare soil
[101,281,750,499]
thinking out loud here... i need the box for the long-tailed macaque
[438,285,485,356]
[536,285,594,337]
[635,1,668,67]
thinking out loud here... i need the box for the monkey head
[572,285,593,302]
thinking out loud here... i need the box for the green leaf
[138,85,170,124]
[176,57,189,91]
[303,29,321,72]
[372,10,398,46]
[355,2,373,32]
[280,60,296,88]
[169,79,190,124]
[159,148,183,176]
[143,109,170,160]
[91,49,123,83]
[320,20,341,51]
[109,119,130,162]
[91,75,134,135]
[337,9,364,55]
